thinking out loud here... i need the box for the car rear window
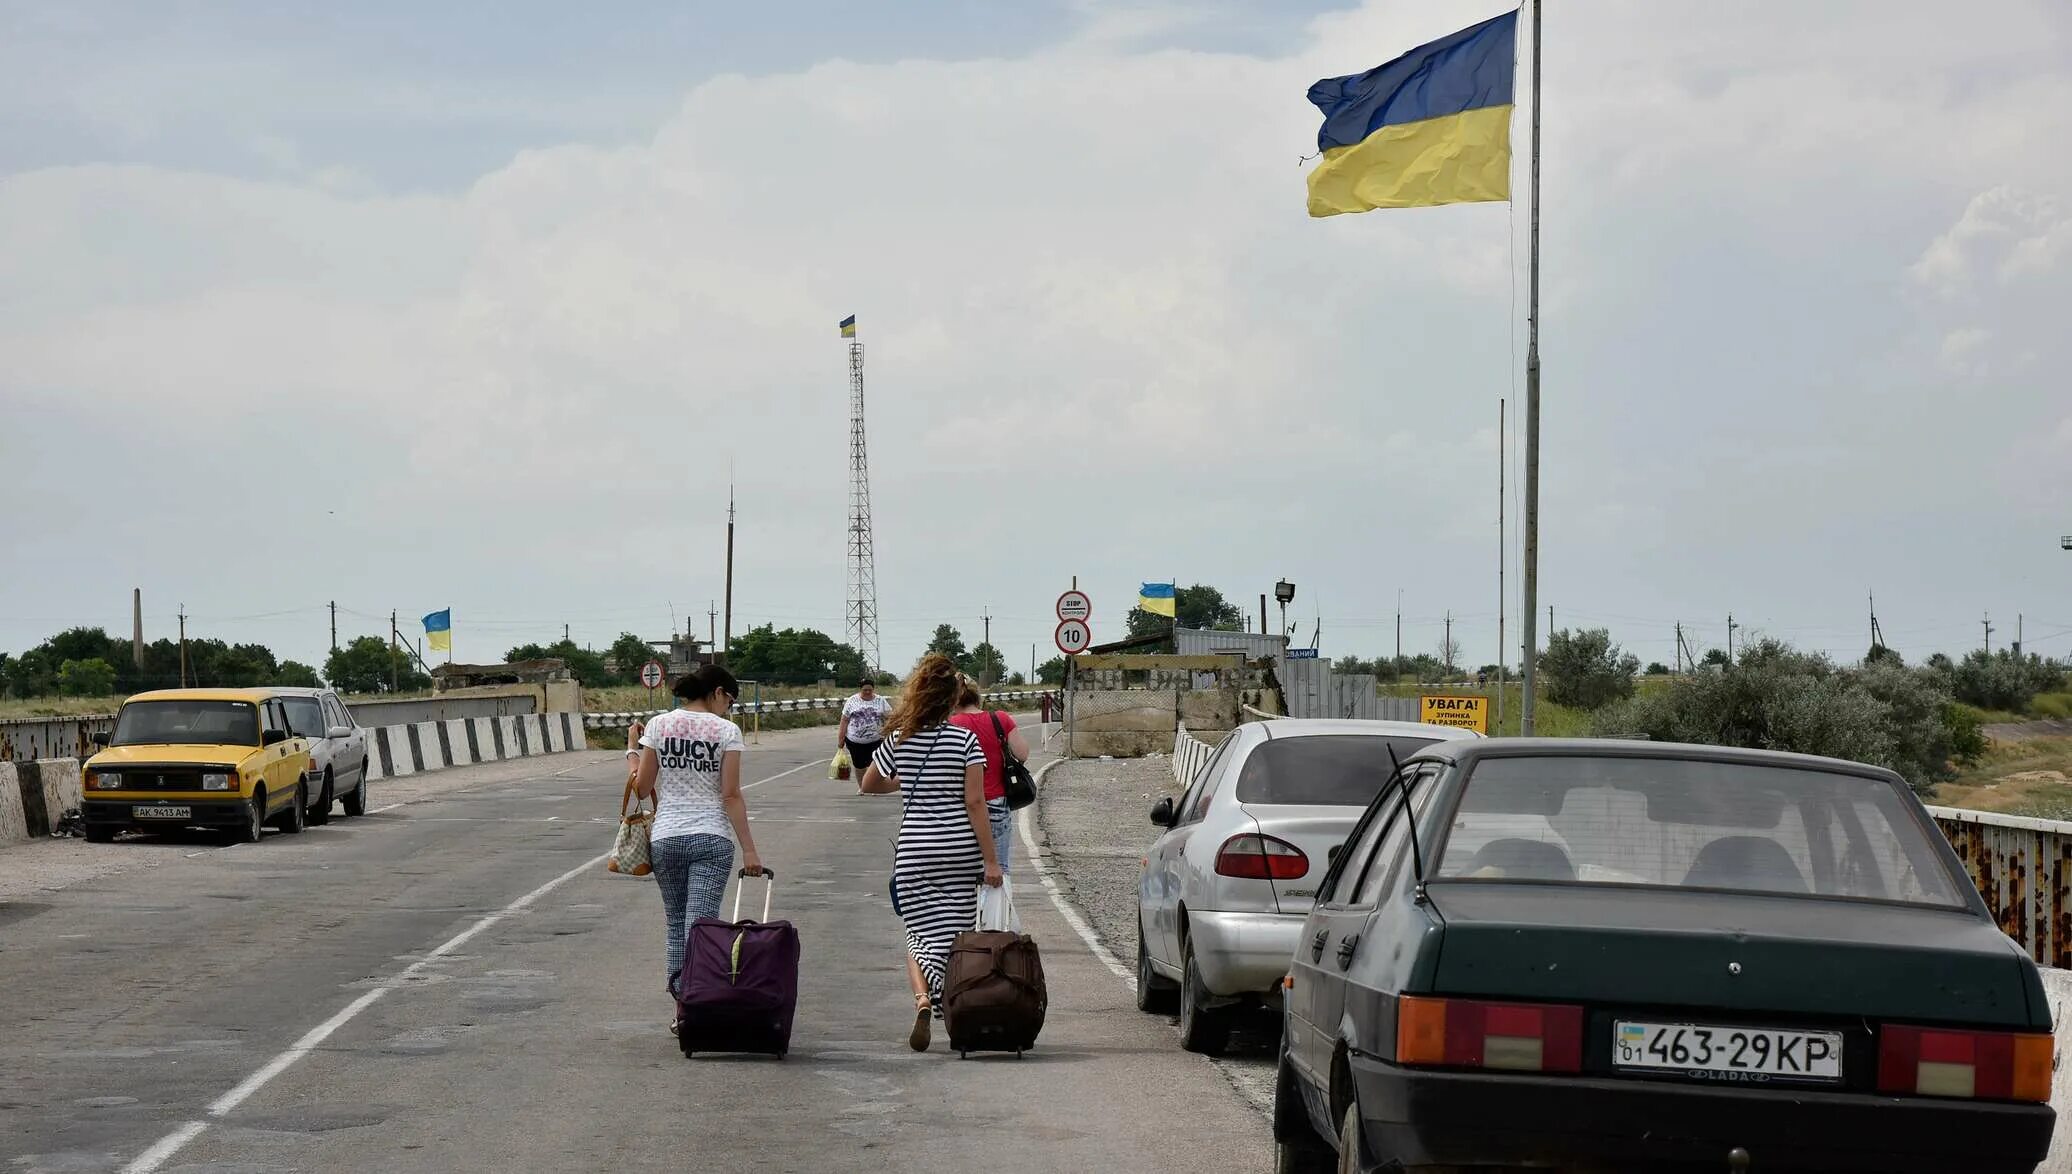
[111,700,260,747]
[1234,734,1440,807]
[1433,755,1964,907]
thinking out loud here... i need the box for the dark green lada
[1275,739,2054,1174]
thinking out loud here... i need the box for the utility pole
[723,486,736,664]
[329,600,338,654]
[390,610,400,692]
[1983,613,1994,654]
[1497,396,1506,729]
[1869,590,1885,654]
[564,623,570,643]
[177,604,188,687]
[1260,593,1268,636]
[981,607,993,684]
[1395,589,1403,667]
[1444,611,1454,677]
[2015,613,2023,657]
[132,588,144,669]
[1727,614,1740,663]
[1674,622,1684,673]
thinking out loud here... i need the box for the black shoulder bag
[989,711,1038,810]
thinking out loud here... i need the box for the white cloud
[3,0,2071,671]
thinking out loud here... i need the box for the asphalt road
[0,720,1270,1174]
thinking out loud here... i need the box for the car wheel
[1274,1045,1332,1174]
[274,782,308,834]
[237,789,266,844]
[1135,924,1178,1014]
[309,771,333,826]
[1178,943,1231,1055]
[342,763,367,817]
[84,825,117,844]
[1335,1101,1364,1174]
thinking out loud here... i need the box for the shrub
[1947,650,2066,713]
[1539,628,1640,710]
[2031,692,2072,721]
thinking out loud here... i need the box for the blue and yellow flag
[422,609,452,653]
[1138,582,1177,618]
[1305,10,1517,217]
[839,314,857,338]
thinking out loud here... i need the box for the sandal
[908,995,932,1052]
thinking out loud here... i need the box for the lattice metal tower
[845,326,881,676]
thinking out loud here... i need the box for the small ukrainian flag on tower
[422,609,452,654]
[1138,583,1176,618]
[839,314,857,338]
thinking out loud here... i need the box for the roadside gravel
[1032,753,1279,1112]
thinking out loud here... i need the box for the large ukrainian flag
[1306,10,1517,217]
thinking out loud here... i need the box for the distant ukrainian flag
[1138,582,1177,618]
[422,609,452,654]
[839,314,857,338]
[1305,10,1517,217]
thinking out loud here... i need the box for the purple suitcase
[677,870,798,1058]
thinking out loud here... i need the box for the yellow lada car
[82,689,318,844]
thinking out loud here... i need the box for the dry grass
[0,695,128,719]
[1933,736,2072,817]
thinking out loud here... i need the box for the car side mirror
[262,729,289,747]
[91,731,111,746]
[1149,797,1177,828]
[326,726,352,740]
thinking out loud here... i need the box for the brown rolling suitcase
[942,930,1047,1058]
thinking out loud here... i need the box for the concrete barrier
[582,691,1050,731]
[364,712,588,781]
[0,758,84,842]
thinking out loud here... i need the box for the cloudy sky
[3,0,2069,679]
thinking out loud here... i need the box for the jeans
[652,832,735,996]
[987,798,1014,875]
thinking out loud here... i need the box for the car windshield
[1235,734,1440,806]
[110,700,260,747]
[282,697,327,739]
[1433,755,1965,907]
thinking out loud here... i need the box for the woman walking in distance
[858,654,1002,1051]
[948,675,1032,874]
[634,664,766,1033]
[838,677,891,778]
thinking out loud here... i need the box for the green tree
[276,660,322,688]
[57,657,117,697]
[729,625,865,685]
[607,632,656,684]
[1865,644,1903,668]
[1124,584,1245,645]
[1948,649,2066,713]
[968,641,1005,685]
[1007,671,1026,686]
[1701,648,1729,667]
[1036,656,1067,685]
[325,636,430,694]
[1539,628,1640,710]
[925,625,969,667]
[1645,662,1671,676]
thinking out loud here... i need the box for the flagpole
[1518,0,1544,737]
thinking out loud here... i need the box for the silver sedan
[1134,719,1481,1053]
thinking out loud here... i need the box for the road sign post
[1055,619,1091,656]
[640,659,665,708]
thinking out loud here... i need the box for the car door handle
[1309,929,1329,962]
[1335,933,1360,969]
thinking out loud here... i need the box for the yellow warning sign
[1419,694,1489,734]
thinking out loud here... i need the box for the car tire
[309,771,333,826]
[1274,1045,1332,1174]
[274,782,308,835]
[342,763,367,817]
[84,825,117,844]
[1335,1101,1363,1174]
[237,789,266,844]
[1135,924,1179,1014]
[1178,943,1231,1055]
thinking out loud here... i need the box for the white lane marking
[743,758,818,791]
[1016,760,1134,983]
[120,851,608,1173]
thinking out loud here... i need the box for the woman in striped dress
[858,653,1003,1051]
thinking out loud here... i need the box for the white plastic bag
[975,879,1021,933]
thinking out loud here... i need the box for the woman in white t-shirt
[633,664,765,1030]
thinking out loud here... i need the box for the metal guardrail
[1,715,116,763]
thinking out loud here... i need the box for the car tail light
[1877,1024,2052,1103]
[1396,995,1584,1074]
[1213,833,1308,880]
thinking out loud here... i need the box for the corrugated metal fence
[0,715,115,763]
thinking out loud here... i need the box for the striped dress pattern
[874,724,988,1002]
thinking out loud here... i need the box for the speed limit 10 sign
[1055,618,1091,655]
[639,660,666,689]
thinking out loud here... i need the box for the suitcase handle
[732,868,775,922]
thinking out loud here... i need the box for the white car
[265,687,371,821]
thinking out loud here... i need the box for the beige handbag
[608,776,654,876]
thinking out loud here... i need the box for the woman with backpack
[948,676,1033,874]
[632,664,766,1033]
[856,654,1003,1051]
